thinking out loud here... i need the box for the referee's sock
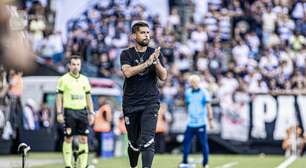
[62,141,72,167]
[79,143,89,168]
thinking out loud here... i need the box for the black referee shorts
[123,103,160,151]
[64,108,89,136]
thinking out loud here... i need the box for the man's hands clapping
[145,47,161,67]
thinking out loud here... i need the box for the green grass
[1,153,306,168]
[289,157,306,168]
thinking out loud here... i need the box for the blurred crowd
[20,0,306,137]
[22,0,306,111]
[0,66,53,138]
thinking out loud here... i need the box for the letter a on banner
[252,95,277,139]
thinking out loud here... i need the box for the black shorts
[64,109,89,136]
[123,103,160,151]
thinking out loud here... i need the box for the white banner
[251,95,306,140]
[219,94,306,141]
[221,99,250,142]
[297,96,306,136]
[251,95,277,139]
[273,96,296,140]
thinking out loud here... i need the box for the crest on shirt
[125,116,130,125]
[85,129,90,134]
[65,128,72,136]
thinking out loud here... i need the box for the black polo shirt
[120,47,164,108]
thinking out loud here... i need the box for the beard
[137,39,150,47]
[71,69,80,75]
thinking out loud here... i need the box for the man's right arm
[122,63,148,78]
[206,103,213,129]
[56,77,65,123]
[121,52,155,78]
[56,93,65,124]
[56,93,63,114]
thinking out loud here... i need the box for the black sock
[128,146,140,167]
[142,150,154,168]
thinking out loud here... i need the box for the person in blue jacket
[179,74,213,168]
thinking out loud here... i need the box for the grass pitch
[1,152,305,168]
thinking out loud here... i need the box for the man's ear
[132,33,136,40]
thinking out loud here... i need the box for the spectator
[203,12,218,41]
[50,31,64,65]
[162,80,178,113]
[23,99,38,130]
[291,70,306,92]
[161,32,175,65]
[218,8,231,41]
[294,48,306,72]
[8,69,23,130]
[262,5,277,46]
[39,102,52,128]
[93,96,113,157]
[291,0,305,22]
[276,14,295,42]
[97,52,114,78]
[167,8,180,31]
[188,25,208,52]
[155,103,172,154]
[29,15,46,51]
[0,66,8,107]
[8,69,23,97]
[282,125,305,157]
[232,39,250,68]
[113,112,127,157]
[289,31,305,52]
[246,31,260,58]
[259,49,279,79]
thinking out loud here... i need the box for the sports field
[0,153,305,168]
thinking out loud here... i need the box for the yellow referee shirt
[57,73,91,110]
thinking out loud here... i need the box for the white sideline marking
[215,161,238,168]
[276,155,297,168]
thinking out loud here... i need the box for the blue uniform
[185,88,211,127]
[182,88,211,167]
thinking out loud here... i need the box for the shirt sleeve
[56,77,64,94]
[84,78,91,94]
[120,50,131,67]
[203,89,211,103]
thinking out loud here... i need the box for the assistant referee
[56,55,95,168]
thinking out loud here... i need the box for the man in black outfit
[120,21,167,168]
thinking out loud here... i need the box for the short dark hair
[68,55,81,63]
[131,21,149,33]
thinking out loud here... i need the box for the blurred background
[0,0,306,167]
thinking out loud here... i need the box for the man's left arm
[154,47,167,81]
[206,103,213,129]
[86,93,95,125]
[154,60,167,81]
[85,78,94,125]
